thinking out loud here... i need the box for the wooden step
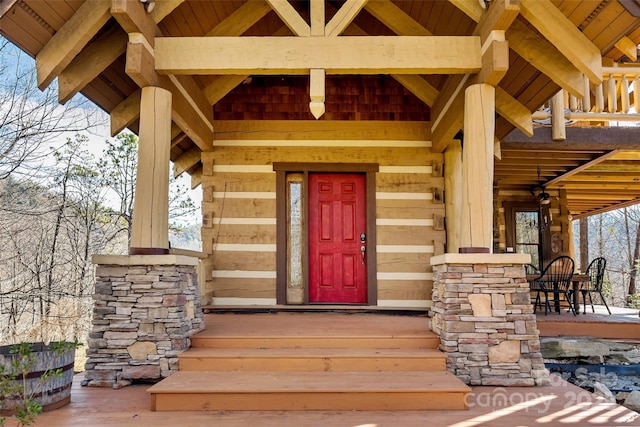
[190,335,440,349]
[179,347,446,372]
[148,371,470,411]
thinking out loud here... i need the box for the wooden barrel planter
[0,342,76,414]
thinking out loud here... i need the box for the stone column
[84,255,204,388]
[430,253,549,386]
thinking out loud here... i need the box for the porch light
[539,191,551,205]
[139,0,155,13]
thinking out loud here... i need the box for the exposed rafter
[110,89,141,137]
[325,0,368,36]
[58,27,127,104]
[266,0,310,36]
[520,0,602,85]
[545,150,621,187]
[36,0,111,90]
[201,1,275,105]
[106,0,214,152]
[506,20,585,98]
[431,0,519,152]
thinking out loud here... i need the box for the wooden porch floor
[19,312,640,426]
[536,305,640,340]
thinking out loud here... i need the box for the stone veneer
[84,255,204,388]
[430,253,549,386]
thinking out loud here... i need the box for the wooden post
[130,86,172,253]
[460,84,494,252]
[582,75,591,112]
[444,139,462,253]
[579,218,589,273]
[607,74,617,113]
[621,75,630,113]
[551,91,566,141]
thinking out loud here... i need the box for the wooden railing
[532,65,640,124]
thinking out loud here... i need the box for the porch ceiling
[2,0,640,218]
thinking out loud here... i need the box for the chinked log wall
[200,134,445,308]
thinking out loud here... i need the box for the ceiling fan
[533,166,552,205]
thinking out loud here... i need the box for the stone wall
[430,253,549,386]
[84,255,204,388]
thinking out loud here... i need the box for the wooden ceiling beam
[266,0,310,36]
[583,163,640,172]
[495,87,533,136]
[391,75,439,106]
[573,198,640,220]
[206,1,272,37]
[204,76,249,105]
[615,36,638,62]
[310,0,324,36]
[202,1,278,105]
[431,0,521,152]
[503,127,640,150]
[448,0,484,22]
[155,36,481,75]
[110,89,141,136]
[431,38,510,151]
[353,1,438,106]
[213,120,430,141]
[35,0,111,90]
[365,0,432,36]
[507,20,584,98]
[190,167,203,190]
[477,0,520,45]
[520,0,602,85]
[325,0,368,36]
[543,150,621,187]
[149,0,184,23]
[453,0,586,98]
[202,2,441,111]
[111,0,156,47]
[110,3,214,153]
[58,27,128,104]
[567,193,640,200]
[125,38,158,86]
[173,147,201,178]
[125,36,213,151]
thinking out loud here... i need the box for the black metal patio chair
[529,256,576,316]
[578,257,610,315]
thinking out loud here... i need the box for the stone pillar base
[84,255,204,388]
[430,253,549,386]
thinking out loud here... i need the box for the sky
[1,38,202,225]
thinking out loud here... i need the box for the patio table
[526,273,588,314]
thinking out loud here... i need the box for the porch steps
[147,314,471,411]
[149,371,469,411]
[179,347,447,371]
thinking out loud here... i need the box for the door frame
[273,163,379,305]
[504,201,550,270]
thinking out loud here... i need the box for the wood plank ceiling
[1,0,640,218]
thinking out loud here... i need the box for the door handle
[360,245,366,265]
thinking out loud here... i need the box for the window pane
[288,181,302,287]
[515,211,539,244]
[514,211,539,268]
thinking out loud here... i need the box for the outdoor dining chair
[529,255,577,316]
[577,257,610,315]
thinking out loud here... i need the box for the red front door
[308,173,367,303]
